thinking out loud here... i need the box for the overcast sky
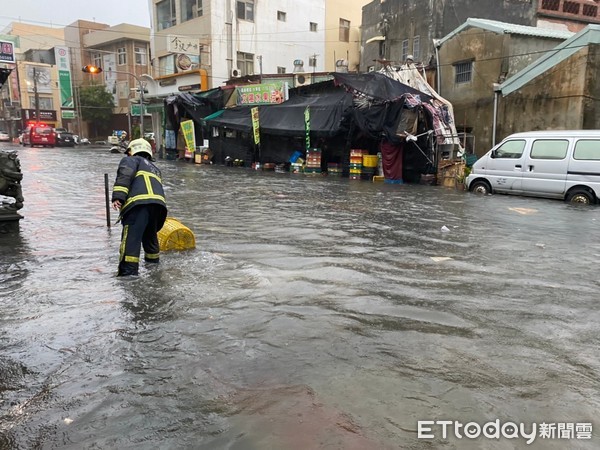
[0,0,151,31]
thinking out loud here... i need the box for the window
[159,54,176,76]
[541,0,560,11]
[530,139,568,159]
[236,51,254,76]
[339,18,350,42]
[29,96,53,110]
[563,1,580,14]
[277,11,286,21]
[413,36,420,61]
[157,0,176,30]
[401,39,409,62]
[117,47,127,65]
[181,0,203,21]
[277,66,286,74]
[92,53,101,69]
[310,22,318,32]
[574,140,600,160]
[454,60,473,84]
[494,140,526,159]
[237,0,254,21]
[135,46,147,65]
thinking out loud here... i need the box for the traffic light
[82,65,102,74]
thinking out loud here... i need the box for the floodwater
[1,143,600,449]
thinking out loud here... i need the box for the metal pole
[139,79,144,137]
[104,173,111,228]
[33,67,40,122]
[127,100,132,139]
[492,89,499,147]
[76,85,83,137]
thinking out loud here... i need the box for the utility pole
[33,67,40,122]
[257,55,263,83]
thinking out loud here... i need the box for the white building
[149,0,326,91]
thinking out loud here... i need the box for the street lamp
[82,65,146,138]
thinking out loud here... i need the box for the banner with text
[54,46,73,108]
[180,119,196,151]
[251,107,260,145]
[236,82,286,106]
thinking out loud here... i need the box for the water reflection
[1,145,599,449]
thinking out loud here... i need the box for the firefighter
[112,138,167,276]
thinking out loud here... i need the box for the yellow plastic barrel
[363,155,378,168]
[157,217,196,251]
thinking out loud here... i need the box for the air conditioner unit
[294,73,311,87]
[231,67,242,78]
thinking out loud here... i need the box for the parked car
[467,130,600,205]
[22,123,56,147]
[54,128,76,147]
[0,131,10,142]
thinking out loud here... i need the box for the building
[324,0,370,72]
[360,0,600,73]
[1,23,66,136]
[81,23,152,136]
[149,0,327,90]
[497,25,600,140]
[436,18,573,155]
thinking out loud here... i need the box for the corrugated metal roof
[435,18,574,48]
[500,24,600,96]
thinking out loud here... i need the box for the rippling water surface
[1,144,600,449]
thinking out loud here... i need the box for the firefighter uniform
[112,139,167,276]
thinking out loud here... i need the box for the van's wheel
[566,189,594,205]
[470,180,491,195]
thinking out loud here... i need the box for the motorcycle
[110,140,129,154]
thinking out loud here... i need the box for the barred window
[117,47,127,65]
[454,60,472,84]
[339,18,350,42]
[541,0,560,11]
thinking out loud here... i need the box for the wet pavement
[1,142,599,449]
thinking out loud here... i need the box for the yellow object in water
[362,155,379,168]
[158,217,196,251]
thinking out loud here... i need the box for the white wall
[210,0,325,86]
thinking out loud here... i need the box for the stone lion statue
[0,150,24,214]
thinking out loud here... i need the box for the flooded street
[1,143,600,449]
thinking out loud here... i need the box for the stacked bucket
[327,163,342,176]
[349,149,366,180]
[362,154,379,181]
[305,148,322,174]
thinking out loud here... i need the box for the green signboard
[130,104,148,116]
[61,110,76,119]
[59,70,73,108]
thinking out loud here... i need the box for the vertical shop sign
[304,106,310,151]
[54,46,73,108]
[251,107,260,145]
[180,120,196,152]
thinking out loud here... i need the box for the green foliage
[132,125,141,140]
[79,85,114,137]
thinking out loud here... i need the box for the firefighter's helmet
[127,138,152,157]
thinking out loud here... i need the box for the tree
[79,85,115,139]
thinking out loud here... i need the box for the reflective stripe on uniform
[119,225,128,262]
[114,186,129,194]
[145,252,160,260]
[123,193,166,209]
[124,255,140,263]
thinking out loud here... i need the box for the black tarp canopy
[206,89,353,137]
[332,72,433,103]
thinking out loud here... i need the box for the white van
[466,130,600,204]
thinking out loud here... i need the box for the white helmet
[127,138,152,157]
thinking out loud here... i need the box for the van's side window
[495,140,526,159]
[573,140,600,160]
[530,139,568,160]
